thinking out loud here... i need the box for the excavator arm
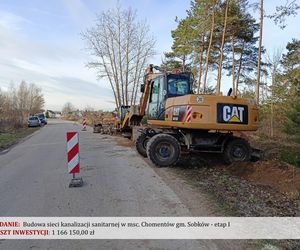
[138,64,154,116]
[118,64,162,131]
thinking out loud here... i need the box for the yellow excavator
[118,64,260,167]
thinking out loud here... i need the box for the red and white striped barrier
[66,132,80,174]
[82,119,87,131]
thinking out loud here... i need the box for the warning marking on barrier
[66,132,80,174]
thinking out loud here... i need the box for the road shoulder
[0,127,41,155]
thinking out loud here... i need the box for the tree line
[0,81,44,131]
[82,1,299,138]
[161,0,299,102]
[160,0,299,138]
[261,39,300,137]
[162,0,261,96]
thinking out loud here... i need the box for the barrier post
[66,131,83,187]
[82,118,87,131]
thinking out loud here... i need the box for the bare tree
[265,48,283,137]
[62,102,75,115]
[0,82,44,130]
[28,83,44,115]
[82,6,156,109]
[62,102,78,120]
[16,82,45,123]
[0,88,6,112]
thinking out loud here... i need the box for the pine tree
[163,0,261,96]
[281,39,300,134]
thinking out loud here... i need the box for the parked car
[93,123,103,133]
[35,113,47,125]
[28,116,42,127]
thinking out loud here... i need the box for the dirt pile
[115,136,134,147]
[224,160,300,198]
[173,156,300,217]
[80,111,117,126]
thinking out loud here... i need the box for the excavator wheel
[136,133,149,157]
[146,133,181,167]
[223,138,251,164]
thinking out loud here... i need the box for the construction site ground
[1,120,298,249]
[116,135,300,249]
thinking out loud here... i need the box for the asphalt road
[0,120,245,250]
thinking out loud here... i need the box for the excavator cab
[147,72,193,121]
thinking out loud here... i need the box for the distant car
[28,116,42,127]
[93,123,103,133]
[35,113,47,125]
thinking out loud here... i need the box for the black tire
[223,138,251,164]
[146,133,181,167]
[135,133,149,157]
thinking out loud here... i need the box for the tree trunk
[124,37,130,106]
[131,54,141,106]
[132,41,153,105]
[231,34,235,96]
[270,69,275,138]
[236,41,245,95]
[101,56,119,109]
[133,56,147,105]
[87,33,121,108]
[256,0,264,104]
[109,44,122,107]
[117,15,125,106]
[197,36,205,94]
[216,0,229,96]
[270,101,274,137]
[124,11,134,106]
[202,2,216,94]
[104,28,122,107]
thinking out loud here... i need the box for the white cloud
[62,0,94,28]
[2,0,298,113]
[0,9,115,111]
[0,11,31,31]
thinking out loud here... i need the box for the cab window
[167,77,189,97]
[148,78,160,118]
[150,78,159,103]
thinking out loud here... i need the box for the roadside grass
[0,127,40,151]
[280,146,300,167]
[250,134,300,167]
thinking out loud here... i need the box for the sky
[0,0,299,111]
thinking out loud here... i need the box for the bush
[283,97,300,135]
[280,147,300,167]
[141,115,148,125]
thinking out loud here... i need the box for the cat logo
[217,103,248,124]
[223,106,244,122]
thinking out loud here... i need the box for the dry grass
[0,127,39,151]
